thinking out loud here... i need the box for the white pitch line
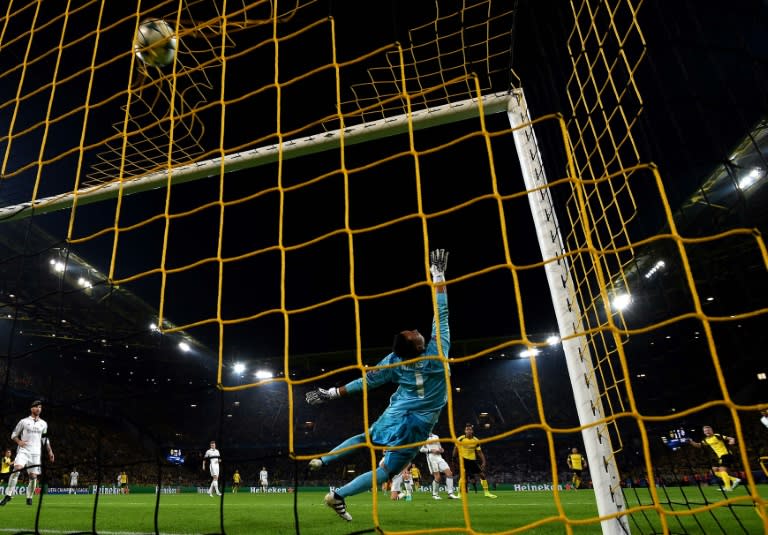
[0,530,191,535]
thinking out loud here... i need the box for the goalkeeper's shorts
[371,410,436,474]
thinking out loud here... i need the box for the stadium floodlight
[519,348,540,358]
[758,372,766,380]
[612,293,631,311]
[178,341,191,353]
[546,335,561,346]
[254,370,273,380]
[51,260,65,273]
[738,167,762,190]
[233,362,246,375]
[644,260,666,279]
[149,322,159,332]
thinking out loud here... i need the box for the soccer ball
[134,19,177,67]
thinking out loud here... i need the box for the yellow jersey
[1,455,11,474]
[456,435,482,461]
[568,454,584,471]
[703,434,730,458]
[233,472,241,484]
[410,466,421,480]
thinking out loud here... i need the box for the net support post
[507,88,629,535]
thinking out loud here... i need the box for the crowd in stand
[1,354,766,492]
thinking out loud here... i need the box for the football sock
[715,472,731,489]
[27,478,37,498]
[432,480,439,496]
[404,481,413,496]
[481,479,490,493]
[336,465,389,498]
[6,471,19,497]
[446,477,455,494]
[321,434,367,465]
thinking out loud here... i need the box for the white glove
[305,387,340,405]
[430,249,449,283]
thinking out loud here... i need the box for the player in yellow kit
[232,469,241,493]
[1,449,11,475]
[567,447,587,489]
[686,425,741,491]
[409,463,421,491]
[452,423,496,498]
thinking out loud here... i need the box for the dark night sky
[0,0,766,408]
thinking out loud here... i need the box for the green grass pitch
[0,486,765,534]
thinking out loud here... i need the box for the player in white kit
[0,400,55,506]
[420,433,458,499]
[69,468,79,494]
[202,440,222,496]
[259,467,269,492]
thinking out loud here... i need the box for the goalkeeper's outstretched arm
[306,248,449,407]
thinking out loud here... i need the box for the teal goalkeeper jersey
[344,292,450,424]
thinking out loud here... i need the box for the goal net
[0,0,766,534]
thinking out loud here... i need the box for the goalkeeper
[305,249,451,522]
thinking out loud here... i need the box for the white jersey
[12,416,48,455]
[421,433,443,459]
[204,448,221,473]
[70,471,79,485]
[259,470,268,484]
[761,415,768,429]
[421,433,450,474]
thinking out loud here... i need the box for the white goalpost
[508,88,629,535]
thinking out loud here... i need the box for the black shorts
[571,469,582,477]
[461,458,483,478]
[717,454,734,467]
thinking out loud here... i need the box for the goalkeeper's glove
[305,387,341,405]
[430,249,449,283]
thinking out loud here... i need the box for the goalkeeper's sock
[336,466,389,498]
[5,471,20,497]
[322,434,367,465]
[27,478,37,499]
